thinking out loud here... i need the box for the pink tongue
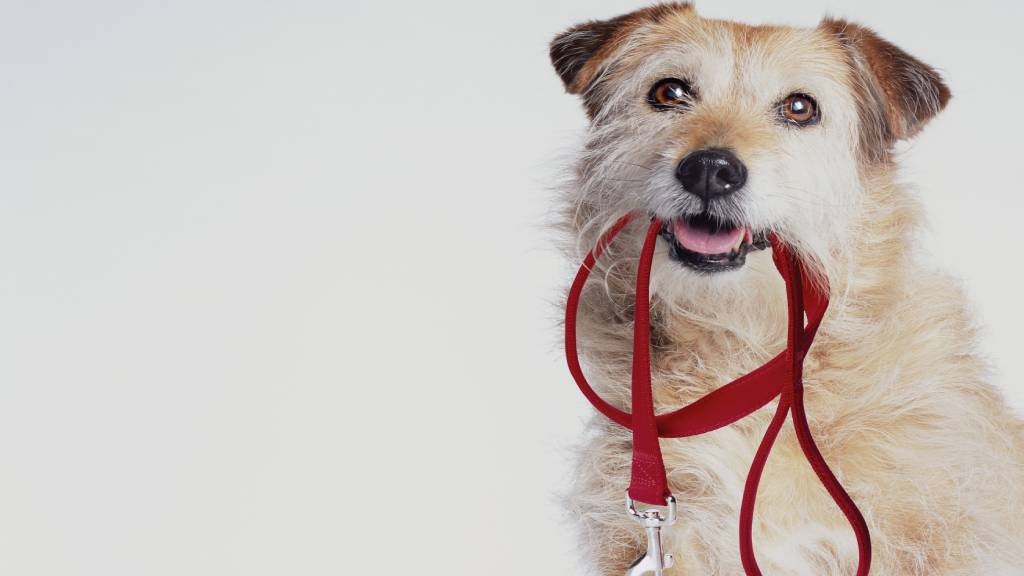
[671,219,746,255]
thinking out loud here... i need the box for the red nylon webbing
[564,212,871,575]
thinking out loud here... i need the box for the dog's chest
[658,418,859,574]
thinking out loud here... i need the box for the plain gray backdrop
[1,1,1022,574]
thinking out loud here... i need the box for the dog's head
[551,3,949,300]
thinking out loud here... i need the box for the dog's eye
[648,78,693,110]
[780,93,819,126]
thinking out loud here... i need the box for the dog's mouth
[659,213,769,273]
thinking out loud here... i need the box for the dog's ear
[822,19,951,153]
[549,16,631,95]
[550,3,693,98]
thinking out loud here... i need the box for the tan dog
[549,3,1024,574]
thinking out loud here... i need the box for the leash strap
[564,212,872,575]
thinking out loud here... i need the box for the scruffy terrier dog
[550,3,1024,575]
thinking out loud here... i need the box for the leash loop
[564,212,872,575]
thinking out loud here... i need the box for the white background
[1,1,1022,575]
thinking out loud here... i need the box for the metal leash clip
[625,494,677,576]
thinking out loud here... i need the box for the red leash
[565,212,871,575]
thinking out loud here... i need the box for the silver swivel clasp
[625,494,677,576]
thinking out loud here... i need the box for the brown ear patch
[549,15,632,95]
[822,19,951,158]
[549,3,692,104]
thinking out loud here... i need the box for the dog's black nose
[675,149,747,199]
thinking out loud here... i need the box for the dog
[549,3,1024,574]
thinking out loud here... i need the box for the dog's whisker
[773,188,844,208]
[608,160,656,172]
[602,178,649,184]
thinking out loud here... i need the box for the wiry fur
[550,4,1024,574]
